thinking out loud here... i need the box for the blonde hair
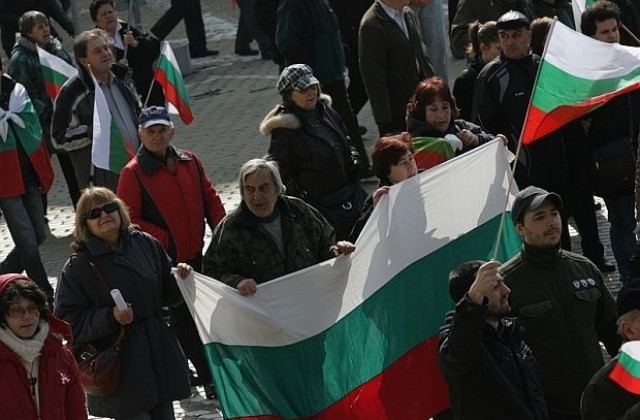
[73,187,131,243]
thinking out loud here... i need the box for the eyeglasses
[85,202,118,220]
[8,304,41,319]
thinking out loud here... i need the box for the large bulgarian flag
[521,21,640,145]
[609,342,640,394]
[154,42,194,125]
[90,72,133,173]
[37,46,76,100]
[176,140,521,419]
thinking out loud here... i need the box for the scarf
[0,320,49,363]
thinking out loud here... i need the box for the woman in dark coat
[407,76,502,171]
[90,0,164,106]
[54,187,192,419]
[259,63,366,240]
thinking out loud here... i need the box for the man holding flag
[52,29,140,192]
[580,0,640,283]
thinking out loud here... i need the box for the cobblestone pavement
[0,1,623,418]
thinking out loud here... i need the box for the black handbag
[591,137,635,197]
[307,182,367,236]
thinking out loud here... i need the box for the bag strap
[76,250,125,347]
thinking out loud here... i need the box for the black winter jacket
[439,297,548,420]
[581,356,640,420]
[501,243,621,416]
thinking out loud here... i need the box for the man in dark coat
[439,260,549,420]
[359,0,434,136]
[581,282,640,419]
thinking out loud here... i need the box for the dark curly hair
[372,132,414,182]
[89,0,116,22]
[580,0,620,37]
[407,77,458,123]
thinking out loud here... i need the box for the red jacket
[0,316,87,420]
[117,145,226,262]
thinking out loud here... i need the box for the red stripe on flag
[43,81,61,101]
[414,151,449,171]
[154,68,194,125]
[609,362,640,395]
[226,336,450,420]
[523,83,640,145]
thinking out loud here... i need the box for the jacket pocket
[574,288,601,302]
[519,300,553,317]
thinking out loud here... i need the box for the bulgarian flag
[609,342,640,394]
[90,72,133,173]
[413,135,463,170]
[37,46,76,100]
[572,0,596,33]
[154,42,194,125]
[176,140,521,419]
[522,21,640,145]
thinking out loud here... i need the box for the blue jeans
[603,194,637,282]
[410,1,449,82]
[0,181,52,299]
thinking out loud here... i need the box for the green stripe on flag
[41,67,71,92]
[532,59,640,113]
[109,122,129,173]
[206,213,521,419]
[618,351,640,379]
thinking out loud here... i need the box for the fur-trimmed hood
[259,93,332,136]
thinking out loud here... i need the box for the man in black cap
[438,260,548,420]
[581,283,640,419]
[501,185,620,419]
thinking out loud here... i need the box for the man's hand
[333,241,356,256]
[237,278,258,296]
[175,262,192,279]
[467,261,502,305]
[123,31,139,48]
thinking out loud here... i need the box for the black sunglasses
[85,202,118,220]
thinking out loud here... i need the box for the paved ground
[0,1,624,418]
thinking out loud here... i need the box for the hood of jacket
[259,93,332,136]
[12,33,64,56]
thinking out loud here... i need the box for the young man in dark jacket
[439,260,548,420]
[501,186,620,420]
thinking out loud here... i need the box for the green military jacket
[203,196,336,287]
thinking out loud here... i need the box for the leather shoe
[191,49,219,58]
[235,49,259,56]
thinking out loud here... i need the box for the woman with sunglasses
[54,187,192,420]
[0,273,87,419]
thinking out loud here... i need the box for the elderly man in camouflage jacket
[203,158,355,296]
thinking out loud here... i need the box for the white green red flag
[522,21,640,145]
[572,0,596,33]
[176,140,521,419]
[37,46,76,100]
[154,42,194,125]
[609,342,640,394]
[90,72,133,173]
[412,135,462,170]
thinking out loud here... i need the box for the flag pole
[491,19,558,261]
[621,23,640,46]
[123,0,134,60]
[144,41,164,108]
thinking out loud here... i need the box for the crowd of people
[0,0,640,418]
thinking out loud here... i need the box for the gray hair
[238,158,286,198]
[19,11,49,38]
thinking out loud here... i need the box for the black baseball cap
[511,186,563,224]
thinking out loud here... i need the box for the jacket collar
[136,144,191,175]
[77,61,131,91]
